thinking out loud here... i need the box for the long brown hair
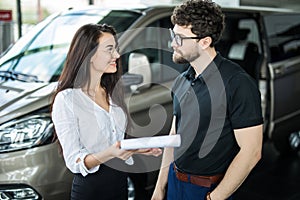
[51,23,130,142]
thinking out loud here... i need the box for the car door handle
[274,65,284,75]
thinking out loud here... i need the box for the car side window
[120,25,159,77]
[264,14,300,63]
[216,15,262,78]
[121,16,187,84]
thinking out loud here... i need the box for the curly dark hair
[171,0,225,47]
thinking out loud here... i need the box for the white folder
[120,134,181,150]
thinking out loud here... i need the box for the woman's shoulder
[54,88,78,103]
[57,88,79,97]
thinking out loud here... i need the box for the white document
[120,134,181,150]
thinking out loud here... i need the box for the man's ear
[199,36,212,49]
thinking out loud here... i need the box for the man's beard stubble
[172,50,199,64]
[172,51,188,64]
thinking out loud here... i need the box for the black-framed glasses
[169,28,202,46]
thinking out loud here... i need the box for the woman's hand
[109,141,136,160]
[106,142,162,162]
[134,148,162,157]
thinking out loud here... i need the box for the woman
[51,24,161,200]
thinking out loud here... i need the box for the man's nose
[171,38,178,49]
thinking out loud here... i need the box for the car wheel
[272,131,300,155]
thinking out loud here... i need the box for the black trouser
[71,164,128,200]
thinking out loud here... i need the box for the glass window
[216,14,261,78]
[121,16,187,83]
[0,13,57,65]
[0,10,141,82]
[0,14,101,82]
[264,14,300,62]
[27,15,100,51]
[121,21,160,78]
[101,11,141,34]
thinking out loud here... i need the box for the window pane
[264,14,300,62]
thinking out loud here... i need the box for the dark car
[0,4,300,200]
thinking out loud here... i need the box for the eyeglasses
[100,46,120,56]
[169,28,202,46]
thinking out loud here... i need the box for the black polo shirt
[172,53,263,176]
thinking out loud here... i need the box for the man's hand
[151,186,166,200]
[135,148,163,157]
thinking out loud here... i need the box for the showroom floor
[235,141,300,200]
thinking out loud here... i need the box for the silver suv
[0,5,183,199]
[1,4,300,200]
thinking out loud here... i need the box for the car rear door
[263,13,300,153]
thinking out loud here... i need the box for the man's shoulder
[218,56,250,83]
[219,58,258,90]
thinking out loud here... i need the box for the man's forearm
[151,146,174,200]
[210,147,261,200]
[156,146,173,189]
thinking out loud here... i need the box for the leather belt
[173,164,223,188]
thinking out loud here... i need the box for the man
[152,0,263,199]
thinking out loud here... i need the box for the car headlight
[0,115,53,153]
[0,184,41,199]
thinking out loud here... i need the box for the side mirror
[128,53,152,91]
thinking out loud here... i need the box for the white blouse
[52,88,129,176]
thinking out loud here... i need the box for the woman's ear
[199,36,212,49]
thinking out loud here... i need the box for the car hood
[0,80,57,124]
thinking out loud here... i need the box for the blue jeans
[167,163,233,200]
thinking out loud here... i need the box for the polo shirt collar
[184,53,223,81]
[184,66,196,81]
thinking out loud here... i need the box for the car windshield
[0,10,141,82]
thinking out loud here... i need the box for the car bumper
[0,142,72,200]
